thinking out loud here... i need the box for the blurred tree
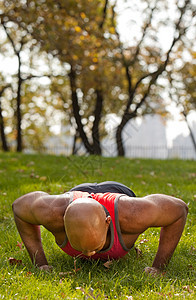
[0,13,51,151]
[2,0,122,154]
[112,0,194,156]
[1,21,24,151]
[20,79,63,151]
[0,82,11,151]
[168,50,196,151]
[0,0,195,156]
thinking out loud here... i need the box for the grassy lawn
[0,152,195,299]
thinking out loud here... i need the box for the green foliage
[0,153,195,299]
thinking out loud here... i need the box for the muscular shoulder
[12,191,48,224]
[118,194,188,234]
[32,193,71,225]
[118,196,157,234]
[12,192,71,226]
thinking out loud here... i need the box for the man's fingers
[39,265,53,272]
[144,267,161,276]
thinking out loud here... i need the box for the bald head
[64,198,111,256]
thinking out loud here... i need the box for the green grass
[0,152,195,299]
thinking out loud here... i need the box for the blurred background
[0,0,195,159]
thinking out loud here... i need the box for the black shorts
[70,181,136,197]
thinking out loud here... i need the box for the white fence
[30,145,196,160]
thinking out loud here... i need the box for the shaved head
[64,198,111,256]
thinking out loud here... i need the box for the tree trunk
[92,89,103,155]
[0,99,9,151]
[2,23,23,152]
[72,130,81,155]
[116,123,125,157]
[183,111,196,153]
[72,131,77,155]
[15,50,23,152]
[69,66,94,154]
[16,73,23,152]
[116,111,136,156]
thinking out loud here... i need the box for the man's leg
[97,181,136,196]
[70,181,135,197]
[70,183,98,194]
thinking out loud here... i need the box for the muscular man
[12,181,188,275]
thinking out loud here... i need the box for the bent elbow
[12,198,21,216]
[180,202,188,221]
[184,203,189,216]
[12,201,17,215]
[12,201,15,212]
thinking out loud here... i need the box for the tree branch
[0,84,11,151]
[99,0,109,29]
[116,0,191,156]
[23,74,52,81]
[111,4,132,95]
[130,1,158,66]
[69,65,94,154]
[2,22,19,55]
[0,84,11,97]
[127,0,191,114]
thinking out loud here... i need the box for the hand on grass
[39,265,53,272]
[144,267,161,276]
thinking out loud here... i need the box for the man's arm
[12,192,50,268]
[120,194,188,274]
[151,210,187,271]
[146,194,188,272]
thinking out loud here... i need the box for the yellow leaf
[75,26,82,33]
[109,27,115,34]
[40,176,47,181]
[103,260,113,269]
[92,57,98,63]
[72,55,78,61]
[80,12,86,19]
